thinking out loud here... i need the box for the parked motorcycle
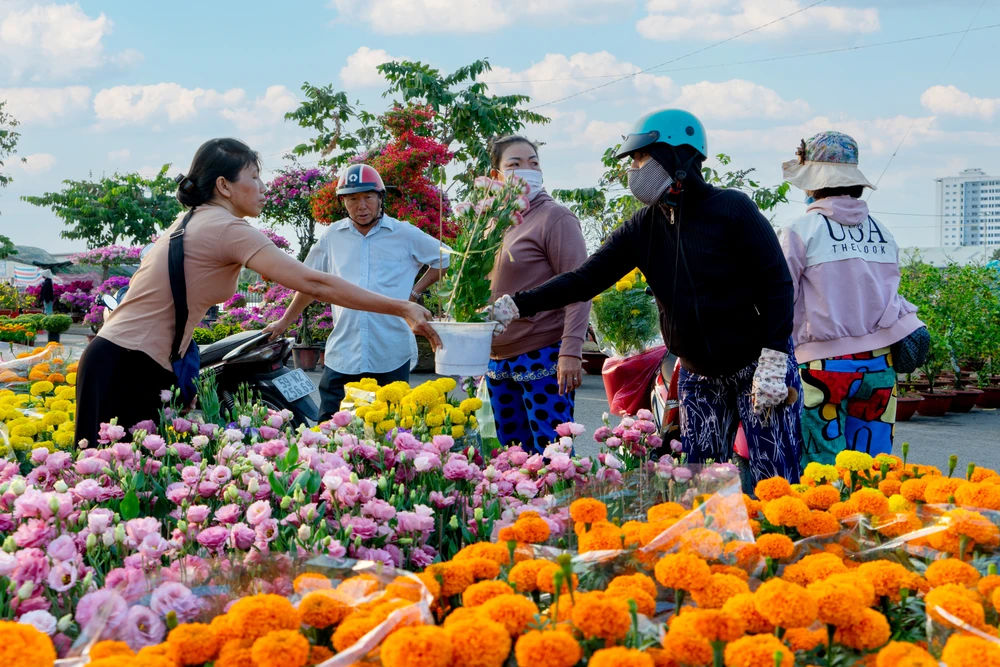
[101,263,319,427]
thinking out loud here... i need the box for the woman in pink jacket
[779,131,924,466]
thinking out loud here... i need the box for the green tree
[0,100,25,213]
[21,165,182,248]
[0,234,16,260]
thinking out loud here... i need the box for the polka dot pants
[486,344,575,455]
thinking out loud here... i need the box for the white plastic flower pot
[428,321,498,376]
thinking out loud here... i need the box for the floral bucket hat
[782,131,876,191]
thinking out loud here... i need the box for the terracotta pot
[917,392,955,416]
[977,386,1000,409]
[292,346,322,373]
[949,389,982,413]
[896,396,923,422]
[582,351,607,375]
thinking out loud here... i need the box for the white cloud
[920,85,998,121]
[329,0,634,34]
[0,86,90,124]
[93,83,245,125]
[340,47,405,88]
[579,120,631,149]
[486,51,652,105]
[671,79,811,120]
[220,85,298,131]
[19,153,56,174]
[107,148,130,161]
[637,0,880,41]
[0,3,140,81]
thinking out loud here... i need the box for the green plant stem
[826,624,836,667]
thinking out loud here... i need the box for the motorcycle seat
[198,330,265,365]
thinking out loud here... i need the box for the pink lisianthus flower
[121,605,166,651]
[150,582,202,623]
[76,589,128,632]
[555,422,585,438]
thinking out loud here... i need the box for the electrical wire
[524,0,830,111]
[867,0,989,200]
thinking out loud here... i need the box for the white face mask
[506,168,544,200]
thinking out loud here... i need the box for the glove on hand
[752,348,790,416]
[484,294,519,336]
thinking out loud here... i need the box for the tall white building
[936,169,1000,246]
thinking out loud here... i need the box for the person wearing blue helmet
[489,109,804,485]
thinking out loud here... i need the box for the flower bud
[0,483,7,495]
[448,516,459,530]
[298,524,311,542]
[177,520,188,533]
[103,531,115,547]
[82,572,94,590]
[294,488,306,505]
[48,496,61,514]
[280,496,293,510]
[114,524,126,544]
[17,581,34,600]
[10,479,26,496]
[261,462,274,476]
[474,508,483,521]
[349,472,359,485]
[2,536,16,553]
[57,615,73,633]
[85,533,98,551]
[53,480,69,494]
[248,478,260,495]
[353,535,362,549]
[377,477,388,491]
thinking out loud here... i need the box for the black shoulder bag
[168,209,202,405]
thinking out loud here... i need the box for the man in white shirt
[266,164,449,421]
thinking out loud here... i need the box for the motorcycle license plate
[272,370,315,403]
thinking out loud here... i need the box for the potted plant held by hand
[431,176,529,376]
[42,314,72,344]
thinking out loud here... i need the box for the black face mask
[627,159,674,205]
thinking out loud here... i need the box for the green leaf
[134,471,146,491]
[285,441,299,469]
[269,470,288,497]
[120,490,140,520]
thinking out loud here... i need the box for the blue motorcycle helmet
[615,109,708,161]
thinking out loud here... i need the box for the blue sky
[1,0,998,253]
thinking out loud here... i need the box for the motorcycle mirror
[101,294,119,311]
[139,244,155,262]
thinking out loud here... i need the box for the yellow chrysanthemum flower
[802,462,840,484]
[836,450,874,472]
[459,398,483,414]
[451,425,465,438]
[42,411,69,427]
[29,381,54,396]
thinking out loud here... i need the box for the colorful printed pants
[799,347,896,466]
[677,354,804,486]
[486,344,575,455]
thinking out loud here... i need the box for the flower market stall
[3,357,1000,667]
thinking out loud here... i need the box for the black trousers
[317,362,410,423]
[75,337,176,446]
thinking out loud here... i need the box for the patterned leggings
[799,347,896,466]
[486,344,575,455]
[677,355,804,486]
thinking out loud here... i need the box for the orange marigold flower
[879,479,902,498]
[442,607,480,627]
[981,575,1000,602]
[672,609,745,642]
[299,590,353,629]
[654,552,712,592]
[498,526,520,542]
[723,635,793,667]
[427,561,477,598]
[508,559,547,593]
[926,558,981,587]
[900,478,930,503]
[851,488,890,516]
[926,584,986,629]
[590,647,655,667]
[514,630,582,667]
[293,572,331,594]
[678,528,724,560]
[785,627,826,652]
[464,580,515,607]
[640,519,679,549]
[781,552,847,586]
[711,565,750,581]
[570,591,631,643]
[722,593,774,634]
[876,641,938,667]
[167,623,219,666]
[940,634,1000,667]
[465,557,502,581]
[454,542,510,565]
[924,478,966,504]
[514,516,551,544]
[763,496,810,527]
[228,594,302,641]
[806,580,866,627]
[649,502,686,522]
[723,541,760,571]
[828,500,859,522]
[0,621,57,667]
[579,526,624,553]
[606,585,657,617]
[799,511,842,538]
[250,630,310,667]
[609,573,658,599]
[380,626,453,667]
[743,494,763,519]
[87,659,140,667]
[755,477,793,502]
[445,618,511,667]
[570,498,609,525]
[386,574,438,604]
[308,645,334,666]
[662,629,713,667]
[876,512,924,539]
[690,573,750,609]
[834,608,891,651]
[955,483,1000,512]
[971,468,1000,482]
[215,639,254,667]
[822,572,876,607]
[332,614,380,652]
[91,641,135,659]
[945,508,1000,547]
[480,593,539,637]
[756,534,795,560]
[803,485,841,510]
[536,562,578,595]
[753,578,818,629]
